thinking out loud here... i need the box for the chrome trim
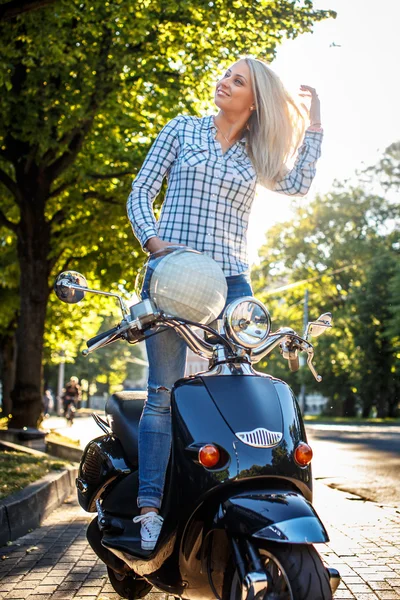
[91,412,110,434]
[250,327,296,362]
[235,427,283,448]
[224,296,272,349]
[242,571,270,600]
[55,274,129,317]
[202,361,257,376]
[327,568,341,594]
[165,320,216,360]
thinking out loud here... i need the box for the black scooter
[54,263,340,600]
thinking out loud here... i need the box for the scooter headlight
[224,296,271,349]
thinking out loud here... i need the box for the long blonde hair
[244,57,306,188]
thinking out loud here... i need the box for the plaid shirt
[127,114,323,276]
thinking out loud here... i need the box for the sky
[247,0,400,264]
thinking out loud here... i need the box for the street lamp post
[298,288,309,415]
[56,350,65,415]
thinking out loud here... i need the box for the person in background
[62,376,82,418]
[42,389,54,417]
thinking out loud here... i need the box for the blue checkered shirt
[127,114,323,276]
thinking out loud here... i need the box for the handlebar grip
[87,325,120,349]
[288,355,300,372]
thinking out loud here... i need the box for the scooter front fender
[216,489,329,544]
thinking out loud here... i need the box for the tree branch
[83,191,122,205]
[0,208,18,234]
[0,167,20,203]
[87,170,133,180]
[49,178,78,198]
[0,0,56,22]
[50,208,66,226]
[46,119,94,183]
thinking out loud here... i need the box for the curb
[46,439,83,462]
[0,440,79,546]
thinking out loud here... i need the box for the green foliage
[0,0,336,309]
[253,145,400,417]
[0,0,335,424]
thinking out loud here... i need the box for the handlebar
[81,315,323,382]
[87,325,121,349]
[288,355,300,372]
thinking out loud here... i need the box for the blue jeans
[138,272,253,509]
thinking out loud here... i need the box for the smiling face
[214,59,255,116]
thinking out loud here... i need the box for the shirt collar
[204,114,247,145]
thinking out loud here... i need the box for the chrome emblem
[235,427,283,448]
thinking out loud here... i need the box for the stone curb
[46,439,83,462]
[0,440,79,546]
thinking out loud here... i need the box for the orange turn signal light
[198,444,220,468]
[294,442,313,467]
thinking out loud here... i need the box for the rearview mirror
[306,312,332,339]
[54,271,88,304]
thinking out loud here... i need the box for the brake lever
[286,336,322,382]
[305,347,322,382]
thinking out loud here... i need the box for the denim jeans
[137,272,253,509]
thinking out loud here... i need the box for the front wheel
[224,543,332,600]
[107,566,153,599]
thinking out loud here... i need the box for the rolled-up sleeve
[127,116,182,249]
[273,129,323,196]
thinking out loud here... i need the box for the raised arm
[273,128,323,197]
[127,116,182,249]
[273,85,323,196]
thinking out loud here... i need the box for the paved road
[1,483,400,599]
[43,414,104,448]
[307,424,400,506]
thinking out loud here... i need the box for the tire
[107,566,153,599]
[223,543,332,600]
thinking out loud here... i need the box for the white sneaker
[133,512,164,551]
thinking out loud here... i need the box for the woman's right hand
[145,237,176,254]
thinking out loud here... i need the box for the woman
[127,56,323,550]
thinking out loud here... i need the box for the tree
[253,149,400,417]
[0,230,19,417]
[348,251,399,418]
[0,1,57,23]
[0,0,335,427]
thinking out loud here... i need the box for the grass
[304,415,400,424]
[0,450,68,499]
[46,431,81,447]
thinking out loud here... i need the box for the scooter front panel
[200,374,284,438]
[198,374,312,494]
[216,489,329,543]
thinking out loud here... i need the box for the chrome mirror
[54,271,88,304]
[306,312,332,339]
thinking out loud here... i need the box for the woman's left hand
[299,85,321,126]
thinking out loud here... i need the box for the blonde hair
[244,57,306,188]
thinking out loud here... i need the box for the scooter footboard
[216,489,329,544]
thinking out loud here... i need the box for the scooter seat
[105,391,147,467]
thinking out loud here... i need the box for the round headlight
[224,297,271,349]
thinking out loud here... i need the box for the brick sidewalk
[0,484,399,599]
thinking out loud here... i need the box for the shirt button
[211,194,217,198]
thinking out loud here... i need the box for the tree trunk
[9,183,51,429]
[362,403,373,418]
[0,329,17,417]
[342,394,357,417]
